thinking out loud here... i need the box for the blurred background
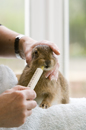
[69,0,86,97]
[0,0,25,74]
[0,0,86,98]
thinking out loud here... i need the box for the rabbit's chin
[44,66,54,71]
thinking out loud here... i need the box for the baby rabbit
[18,45,69,108]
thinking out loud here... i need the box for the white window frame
[24,0,69,79]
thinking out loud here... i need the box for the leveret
[18,45,69,109]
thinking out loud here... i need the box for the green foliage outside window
[69,0,86,57]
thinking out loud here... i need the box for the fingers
[26,53,32,64]
[27,110,32,116]
[13,86,36,100]
[45,54,60,81]
[26,100,37,110]
[31,40,60,55]
[24,100,37,117]
[13,86,37,117]
[12,85,30,91]
[21,89,36,100]
[49,62,59,81]
[1,86,37,123]
[26,100,37,116]
[24,40,60,64]
[45,64,59,81]
[5,86,36,101]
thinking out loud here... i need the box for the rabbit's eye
[34,50,38,55]
[32,49,39,59]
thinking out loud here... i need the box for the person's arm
[0,25,18,57]
[0,25,60,59]
[0,25,36,58]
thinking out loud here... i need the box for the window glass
[0,0,25,74]
[69,0,86,97]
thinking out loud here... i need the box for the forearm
[0,25,36,58]
[0,25,19,57]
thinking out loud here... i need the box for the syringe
[27,66,44,90]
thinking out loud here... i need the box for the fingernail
[34,92,37,98]
[51,76,57,81]
[45,75,48,78]
[32,91,37,99]
[57,49,60,54]
[45,74,50,78]
[45,76,48,78]
[51,76,55,81]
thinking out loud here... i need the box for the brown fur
[18,45,69,108]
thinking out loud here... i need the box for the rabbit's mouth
[44,66,54,71]
[44,60,55,71]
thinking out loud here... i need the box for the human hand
[20,37,60,80]
[22,39,60,63]
[0,85,37,128]
[45,53,60,81]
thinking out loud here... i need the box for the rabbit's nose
[45,60,51,68]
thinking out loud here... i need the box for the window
[25,0,86,98]
[25,0,69,77]
[1,0,85,98]
[0,0,25,74]
[69,0,86,97]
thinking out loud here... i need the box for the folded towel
[0,65,18,94]
[0,65,86,130]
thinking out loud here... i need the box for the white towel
[0,65,18,94]
[0,65,86,130]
